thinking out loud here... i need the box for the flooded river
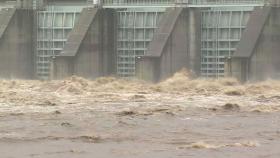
[0,70,280,158]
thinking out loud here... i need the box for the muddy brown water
[1,71,280,158]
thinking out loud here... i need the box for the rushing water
[0,70,280,158]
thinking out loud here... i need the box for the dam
[2,1,280,158]
[0,0,279,81]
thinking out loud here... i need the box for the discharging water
[0,70,280,158]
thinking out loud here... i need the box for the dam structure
[0,0,279,82]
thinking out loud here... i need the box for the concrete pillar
[269,0,280,7]
[16,0,33,9]
[136,57,158,82]
[188,8,201,76]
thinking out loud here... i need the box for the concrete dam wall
[136,8,201,82]
[0,8,34,79]
[1,0,279,82]
[226,5,280,82]
[50,8,115,79]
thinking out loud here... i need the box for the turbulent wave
[1,69,280,113]
[178,140,260,149]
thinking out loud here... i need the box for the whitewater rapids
[0,70,280,158]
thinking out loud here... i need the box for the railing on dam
[101,0,267,8]
[189,0,265,4]
[102,0,174,7]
